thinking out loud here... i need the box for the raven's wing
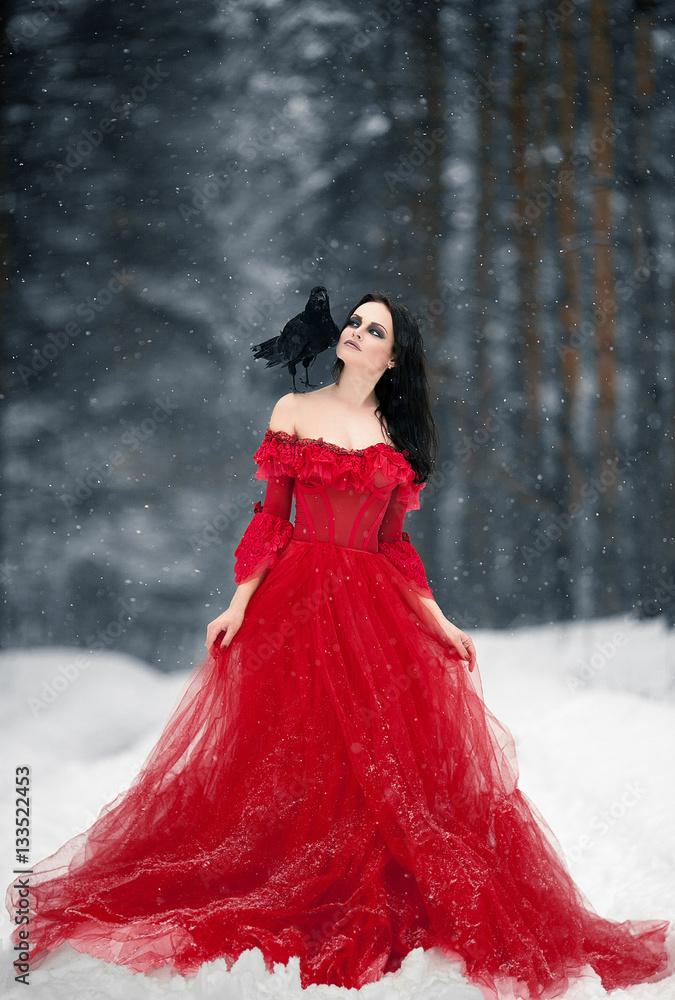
[277,317,315,363]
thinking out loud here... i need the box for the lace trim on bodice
[253,429,425,512]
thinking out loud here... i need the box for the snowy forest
[1,0,674,675]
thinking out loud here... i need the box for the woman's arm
[417,593,447,623]
[207,394,297,651]
[377,487,434,598]
[378,487,477,671]
[207,473,295,650]
[417,593,477,671]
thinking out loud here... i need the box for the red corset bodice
[233,429,433,597]
[254,429,425,552]
[292,475,397,552]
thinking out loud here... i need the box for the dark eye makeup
[347,315,385,338]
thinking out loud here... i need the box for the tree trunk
[588,0,620,615]
[552,2,584,618]
[510,4,548,618]
[378,1,449,594]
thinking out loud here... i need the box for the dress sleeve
[378,484,433,599]
[233,474,294,586]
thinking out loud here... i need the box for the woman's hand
[417,595,477,672]
[435,616,477,672]
[206,577,263,652]
[206,605,245,651]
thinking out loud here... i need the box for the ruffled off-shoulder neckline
[253,428,425,511]
[268,429,402,457]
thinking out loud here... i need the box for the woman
[7,293,670,1000]
[208,292,473,666]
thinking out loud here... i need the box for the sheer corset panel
[294,480,396,552]
[260,471,405,554]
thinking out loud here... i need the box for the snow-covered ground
[1,613,674,999]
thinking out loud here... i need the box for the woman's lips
[345,340,361,351]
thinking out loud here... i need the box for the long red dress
[7,429,670,999]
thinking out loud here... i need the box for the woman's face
[336,300,395,377]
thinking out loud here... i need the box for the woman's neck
[329,369,380,412]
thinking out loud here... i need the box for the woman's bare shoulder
[268,392,299,435]
[269,387,333,434]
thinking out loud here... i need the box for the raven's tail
[251,334,283,366]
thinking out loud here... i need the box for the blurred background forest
[1,0,673,674]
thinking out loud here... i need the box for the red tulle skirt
[7,539,670,999]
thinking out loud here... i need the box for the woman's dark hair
[330,291,438,485]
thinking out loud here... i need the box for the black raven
[251,286,340,391]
